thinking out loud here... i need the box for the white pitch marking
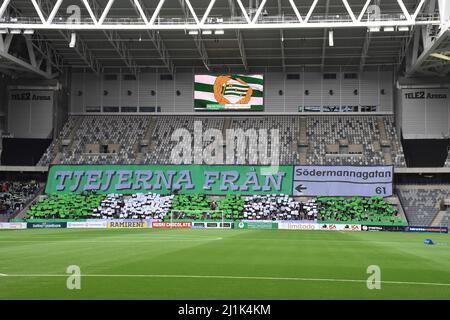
[0,273,7,276]
[0,238,437,245]
[1,274,449,287]
[0,237,223,242]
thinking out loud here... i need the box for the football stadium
[0,0,449,303]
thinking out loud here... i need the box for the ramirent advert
[292,166,393,197]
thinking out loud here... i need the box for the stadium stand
[243,195,305,220]
[315,196,404,225]
[396,185,450,226]
[0,181,42,217]
[170,194,245,220]
[38,116,150,165]
[24,192,405,225]
[145,116,225,164]
[170,194,214,219]
[228,117,298,164]
[92,193,173,220]
[383,117,407,167]
[37,115,405,167]
[38,117,79,166]
[304,115,405,166]
[442,210,450,227]
[26,193,105,219]
[214,195,246,220]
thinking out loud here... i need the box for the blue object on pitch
[424,239,434,245]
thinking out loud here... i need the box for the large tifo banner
[45,165,292,195]
[46,165,392,196]
[194,74,264,111]
[292,166,393,197]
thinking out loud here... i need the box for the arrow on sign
[295,184,307,194]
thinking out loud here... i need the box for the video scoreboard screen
[194,74,264,111]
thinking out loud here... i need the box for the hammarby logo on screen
[214,75,253,105]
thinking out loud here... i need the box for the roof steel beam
[129,0,174,74]
[0,0,11,18]
[84,0,138,75]
[0,21,438,31]
[229,0,248,71]
[0,0,439,31]
[406,0,449,75]
[0,33,59,78]
[321,0,331,72]
[357,0,372,22]
[0,1,66,78]
[359,31,372,72]
[58,30,101,74]
[178,0,210,70]
[277,0,286,72]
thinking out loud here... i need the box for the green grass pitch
[0,229,449,299]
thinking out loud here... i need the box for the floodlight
[69,32,76,48]
[430,53,450,61]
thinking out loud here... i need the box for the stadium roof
[0,0,448,78]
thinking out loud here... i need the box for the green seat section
[316,196,405,225]
[26,193,106,220]
[168,194,245,221]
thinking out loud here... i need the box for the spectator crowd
[0,181,41,217]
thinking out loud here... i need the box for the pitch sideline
[0,273,449,287]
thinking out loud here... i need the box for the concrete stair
[431,211,447,226]
[222,117,232,137]
[134,117,157,164]
[298,117,308,146]
[383,152,393,165]
[298,117,308,164]
[386,195,408,224]
[377,118,391,148]
[9,185,46,221]
[377,118,394,165]
[50,116,83,165]
[134,152,144,164]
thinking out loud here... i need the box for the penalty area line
[1,273,450,287]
